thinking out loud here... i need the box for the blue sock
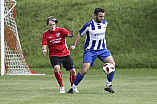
[74,72,84,86]
[107,71,115,82]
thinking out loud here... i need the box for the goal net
[0,0,44,75]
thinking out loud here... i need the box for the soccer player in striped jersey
[42,16,79,93]
[67,7,115,94]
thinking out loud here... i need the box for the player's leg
[50,56,65,93]
[67,63,90,94]
[54,65,64,87]
[68,68,79,93]
[54,65,65,93]
[67,50,96,94]
[103,56,115,93]
[103,56,115,84]
[98,49,115,93]
[69,69,76,86]
[73,62,91,86]
[62,55,79,93]
[62,55,77,86]
[103,56,115,66]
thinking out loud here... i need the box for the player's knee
[54,65,60,72]
[69,68,76,76]
[112,62,115,66]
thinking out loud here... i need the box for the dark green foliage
[15,0,157,69]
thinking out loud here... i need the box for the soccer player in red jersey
[42,16,79,93]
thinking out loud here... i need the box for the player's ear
[94,14,97,18]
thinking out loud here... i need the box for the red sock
[54,71,63,87]
[70,74,76,86]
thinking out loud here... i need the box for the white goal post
[1,0,5,75]
[0,0,45,75]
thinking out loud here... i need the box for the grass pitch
[0,68,157,104]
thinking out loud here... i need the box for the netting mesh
[3,0,40,75]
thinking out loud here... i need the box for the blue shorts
[83,49,112,66]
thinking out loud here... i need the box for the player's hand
[43,50,47,56]
[69,30,74,37]
[70,46,75,50]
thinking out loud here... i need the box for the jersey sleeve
[61,28,69,37]
[42,33,47,45]
[79,23,88,36]
[102,20,108,26]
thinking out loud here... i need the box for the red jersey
[42,27,70,57]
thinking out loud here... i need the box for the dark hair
[94,7,105,16]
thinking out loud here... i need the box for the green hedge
[15,0,157,68]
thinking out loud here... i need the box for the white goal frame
[0,0,45,75]
[1,0,5,75]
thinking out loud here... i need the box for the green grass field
[0,68,157,104]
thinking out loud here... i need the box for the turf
[0,68,157,104]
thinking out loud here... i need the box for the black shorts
[50,55,75,71]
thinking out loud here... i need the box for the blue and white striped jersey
[79,19,108,50]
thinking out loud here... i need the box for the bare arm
[42,45,47,56]
[70,32,82,50]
